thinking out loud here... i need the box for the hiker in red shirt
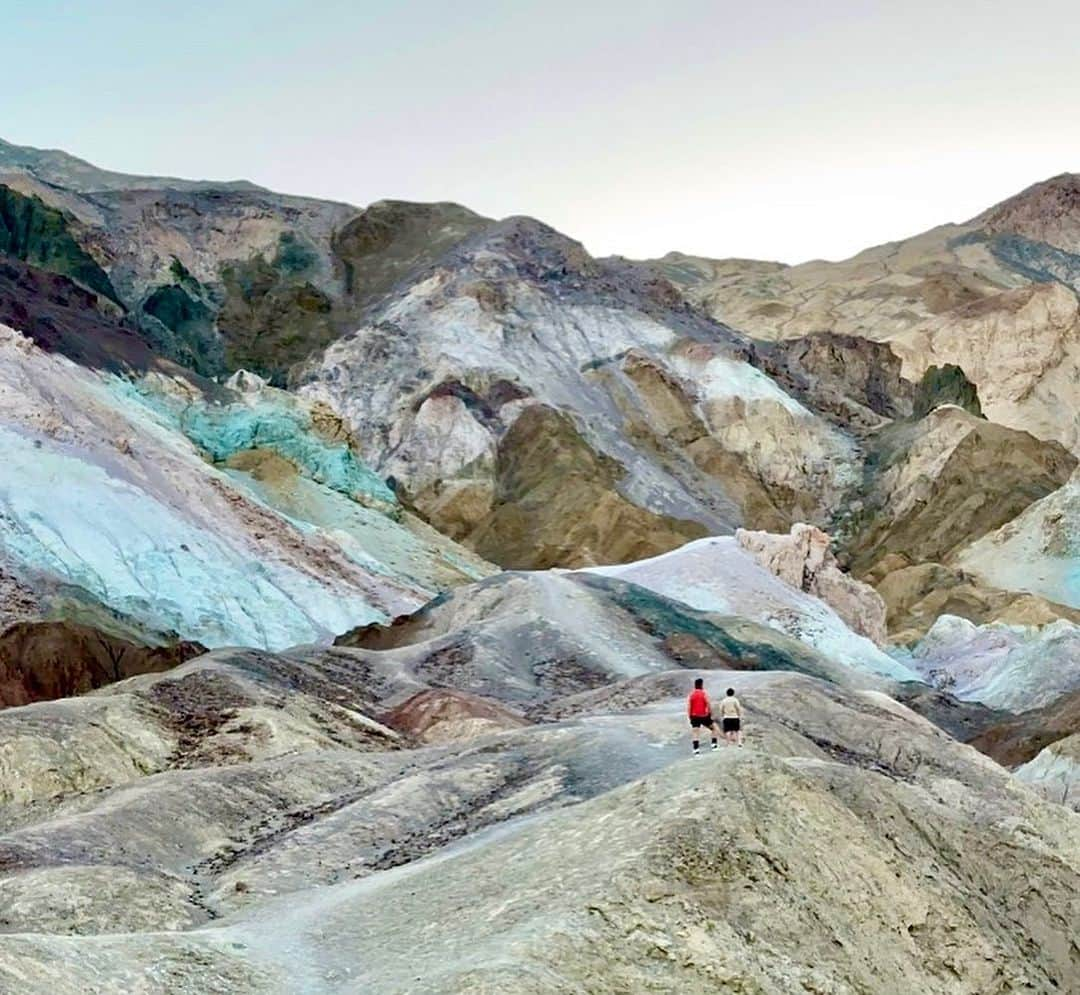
[687,677,719,755]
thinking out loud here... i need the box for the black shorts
[722,717,740,733]
[690,715,714,729]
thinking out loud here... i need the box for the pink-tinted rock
[736,524,888,646]
[381,688,530,744]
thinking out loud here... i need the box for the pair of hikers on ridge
[687,678,743,754]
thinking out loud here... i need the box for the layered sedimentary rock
[380,689,530,744]
[756,332,914,431]
[0,325,492,649]
[298,218,861,569]
[650,225,1015,343]
[335,568,884,700]
[888,281,1080,453]
[467,404,708,569]
[652,178,1080,455]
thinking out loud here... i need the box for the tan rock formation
[652,178,1080,455]
[871,559,1080,643]
[889,281,1080,452]
[468,405,708,569]
[651,224,1015,343]
[736,524,888,645]
[843,407,1075,577]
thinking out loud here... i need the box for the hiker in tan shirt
[718,688,744,746]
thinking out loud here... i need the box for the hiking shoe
[712,743,719,751]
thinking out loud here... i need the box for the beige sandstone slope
[873,559,1080,643]
[465,404,709,569]
[652,223,1017,343]
[888,281,1080,453]
[652,177,1080,454]
[841,406,1076,578]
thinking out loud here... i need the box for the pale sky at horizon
[6,0,1080,263]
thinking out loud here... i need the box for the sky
[5,0,1080,263]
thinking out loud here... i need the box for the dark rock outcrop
[0,258,154,369]
[0,185,118,304]
[0,621,204,708]
[891,683,1008,741]
[911,363,983,418]
[759,332,914,430]
[968,689,1080,768]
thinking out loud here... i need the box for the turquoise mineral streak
[113,379,397,507]
[0,426,387,649]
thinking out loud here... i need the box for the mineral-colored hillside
[902,614,1080,710]
[958,467,1080,610]
[296,217,871,566]
[1,137,1079,993]
[0,139,491,381]
[0,324,491,653]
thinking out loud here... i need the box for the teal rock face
[118,379,398,510]
[0,424,388,649]
[184,401,397,507]
[0,185,119,304]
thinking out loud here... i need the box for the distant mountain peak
[973,172,1080,251]
[0,136,264,195]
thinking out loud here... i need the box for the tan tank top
[719,696,741,717]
